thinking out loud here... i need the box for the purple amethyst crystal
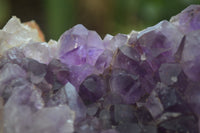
[154,83,189,113]
[113,104,137,123]
[113,45,156,94]
[57,24,105,88]
[116,123,141,133]
[79,74,107,104]
[181,30,200,81]
[95,49,113,73]
[135,106,154,124]
[46,87,68,107]
[110,69,145,104]
[170,5,200,33]
[101,129,119,133]
[128,30,138,46]
[64,82,87,122]
[86,31,105,65]
[21,42,55,64]
[4,79,75,133]
[105,33,128,52]
[157,115,198,133]
[58,24,104,66]
[69,63,96,89]
[113,45,141,74]
[0,97,3,133]
[145,90,164,118]
[45,59,69,86]
[159,63,182,85]
[5,47,25,64]
[58,24,88,55]
[184,82,200,115]
[136,20,184,71]
[0,63,26,95]
[25,58,47,84]
[1,5,200,133]
[3,80,44,133]
[31,105,75,133]
[103,34,113,48]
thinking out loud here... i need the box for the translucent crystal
[31,105,75,133]
[58,24,104,66]
[20,40,58,64]
[79,74,107,104]
[181,30,200,81]
[170,5,200,33]
[159,63,182,85]
[0,63,26,95]
[106,33,128,52]
[110,69,145,104]
[136,20,184,71]
[4,79,75,133]
[0,16,42,54]
[64,82,87,122]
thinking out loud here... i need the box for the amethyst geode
[0,5,200,133]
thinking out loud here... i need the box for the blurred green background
[0,0,200,40]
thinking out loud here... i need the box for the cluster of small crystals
[0,5,200,133]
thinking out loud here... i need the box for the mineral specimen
[0,97,3,133]
[0,4,200,133]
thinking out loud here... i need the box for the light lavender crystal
[170,5,200,33]
[31,105,75,133]
[4,80,44,133]
[105,33,128,52]
[0,63,26,95]
[181,30,200,81]
[0,16,42,55]
[4,79,75,133]
[20,41,57,64]
[145,90,164,118]
[64,82,86,123]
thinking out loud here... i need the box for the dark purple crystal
[45,59,69,86]
[79,74,107,104]
[157,115,198,133]
[158,63,182,85]
[136,20,184,71]
[109,69,145,104]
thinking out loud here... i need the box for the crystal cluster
[0,5,200,133]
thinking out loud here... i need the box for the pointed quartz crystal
[0,16,42,55]
[170,5,200,33]
[136,20,184,71]
[64,82,87,123]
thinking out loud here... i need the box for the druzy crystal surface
[1,5,200,133]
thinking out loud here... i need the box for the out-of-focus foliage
[0,0,200,40]
[44,0,76,39]
[0,0,10,26]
